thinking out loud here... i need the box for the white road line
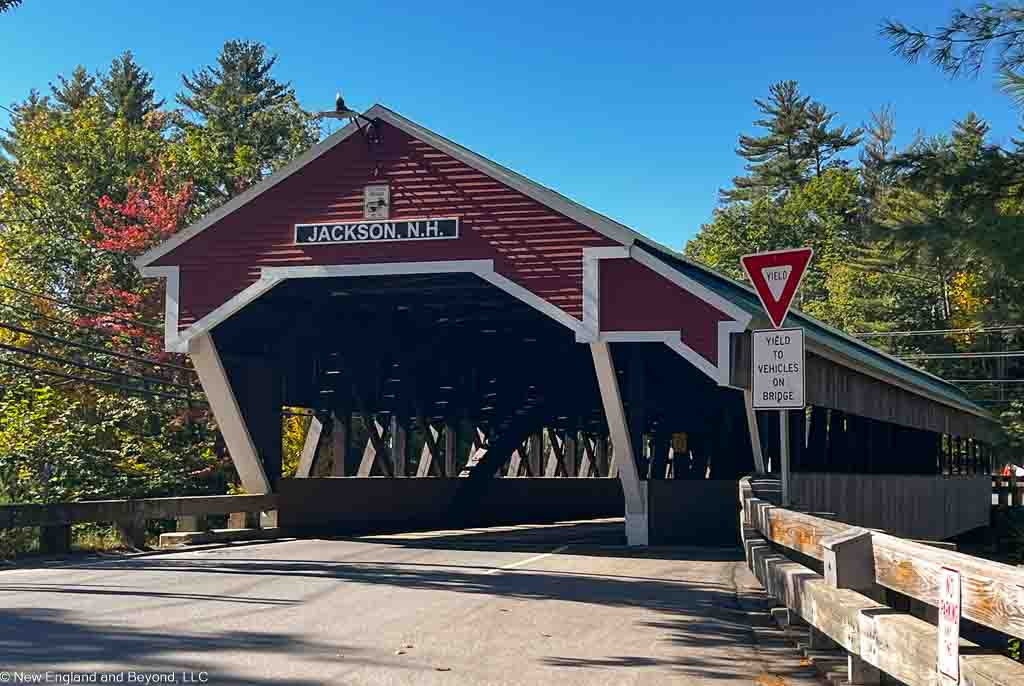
[485,545,569,575]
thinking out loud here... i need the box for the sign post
[741,248,813,504]
[938,567,962,683]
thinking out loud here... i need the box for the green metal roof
[635,241,994,421]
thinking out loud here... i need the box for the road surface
[0,520,788,685]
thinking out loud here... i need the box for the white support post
[295,415,324,478]
[188,333,271,494]
[590,342,647,546]
[743,390,766,474]
[780,410,791,506]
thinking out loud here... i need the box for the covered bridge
[136,105,997,545]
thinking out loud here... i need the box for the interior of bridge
[209,272,757,485]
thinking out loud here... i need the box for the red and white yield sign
[741,248,814,329]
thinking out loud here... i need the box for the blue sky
[2,1,1019,249]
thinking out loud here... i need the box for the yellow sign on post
[671,432,688,454]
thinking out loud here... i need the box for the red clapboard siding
[599,258,731,365]
[153,123,618,329]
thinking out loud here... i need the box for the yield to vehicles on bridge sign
[752,328,805,410]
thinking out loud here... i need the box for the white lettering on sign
[938,567,961,682]
[294,218,459,245]
[751,327,805,409]
[761,265,792,301]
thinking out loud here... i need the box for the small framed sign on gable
[364,185,390,220]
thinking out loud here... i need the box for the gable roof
[135,104,642,269]
[136,104,993,427]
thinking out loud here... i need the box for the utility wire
[0,320,194,374]
[0,342,196,392]
[0,358,202,405]
[900,351,1024,360]
[0,282,162,331]
[856,325,1024,338]
[949,379,1024,384]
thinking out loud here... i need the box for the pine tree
[722,81,811,202]
[50,65,96,111]
[100,51,163,123]
[174,40,317,200]
[803,102,863,175]
[860,106,897,201]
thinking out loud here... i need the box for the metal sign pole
[779,409,790,506]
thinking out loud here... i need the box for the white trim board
[579,247,750,387]
[166,260,584,353]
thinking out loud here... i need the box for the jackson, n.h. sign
[295,217,459,246]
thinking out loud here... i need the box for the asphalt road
[0,520,783,685]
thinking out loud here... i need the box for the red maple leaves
[94,169,192,254]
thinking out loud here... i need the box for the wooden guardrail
[740,476,1024,686]
[0,494,277,553]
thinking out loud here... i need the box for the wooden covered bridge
[135,105,997,546]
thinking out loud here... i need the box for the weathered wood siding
[731,332,996,442]
[153,122,620,328]
[790,472,990,539]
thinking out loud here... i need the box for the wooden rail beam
[0,494,278,529]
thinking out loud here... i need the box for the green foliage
[882,4,1024,78]
[722,81,861,202]
[100,51,164,124]
[173,40,318,204]
[50,66,96,111]
[0,40,317,555]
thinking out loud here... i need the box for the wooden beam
[330,412,350,476]
[744,478,1024,641]
[528,431,543,477]
[358,415,394,477]
[189,333,271,494]
[294,414,324,478]
[391,415,408,477]
[444,419,458,477]
[591,342,646,545]
[416,415,441,477]
[743,525,1024,686]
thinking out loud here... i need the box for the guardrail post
[821,528,874,592]
[847,653,880,685]
[39,524,71,554]
[228,512,260,529]
[176,515,206,532]
[117,514,146,550]
[821,528,882,684]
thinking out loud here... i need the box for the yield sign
[741,248,814,328]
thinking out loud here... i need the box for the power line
[855,325,1024,338]
[900,351,1024,360]
[0,342,196,392]
[0,358,201,405]
[0,320,194,374]
[949,379,1024,384]
[0,282,162,332]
